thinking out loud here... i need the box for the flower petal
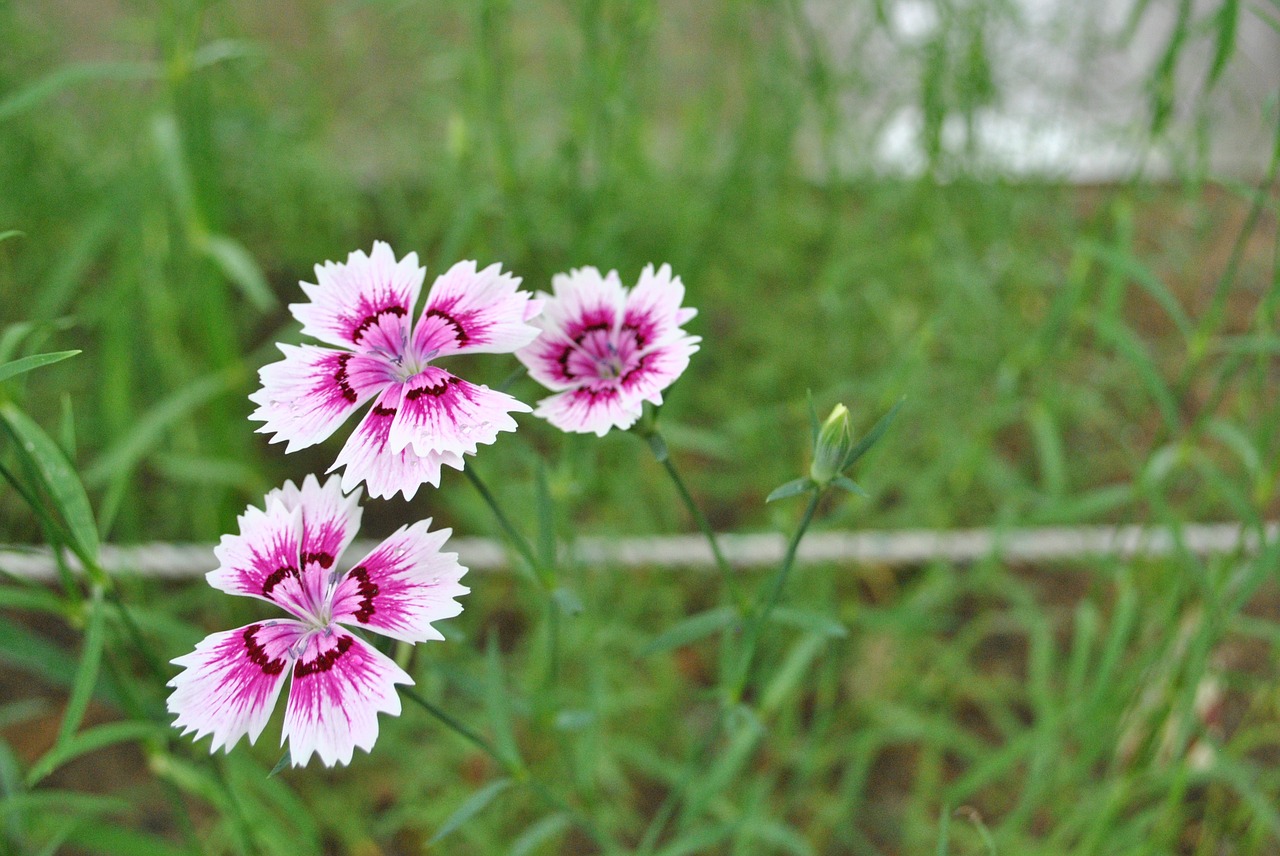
[330,519,468,643]
[515,330,585,392]
[291,241,424,354]
[412,260,542,358]
[249,344,393,453]
[386,366,528,459]
[208,498,316,621]
[266,474,363,611]
[168,620,308,754]
[532,385,643,436]
[329,385,464,500]
[623,263,698,350]
[281,628,411,767]
[620,336,701,405]
[534,267,627,343]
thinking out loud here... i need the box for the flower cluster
[169,244,700,766]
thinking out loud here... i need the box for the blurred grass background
[1,0,1279,853]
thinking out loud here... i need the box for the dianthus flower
[167,475,468,767]
[515,264,700,435]
[250,242,542,500]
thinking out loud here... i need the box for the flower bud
[810,403,853,485]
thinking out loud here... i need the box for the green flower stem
[463,465,562,687]
[401,686,611,852]
[637,487,824,852]
[647,434,745,613]
[463,466,548,587]
[727,487,822,704]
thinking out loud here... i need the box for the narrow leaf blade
[0,350,81,385]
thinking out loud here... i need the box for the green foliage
[0,0,1277,853]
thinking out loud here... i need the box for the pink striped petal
[411,261,542,358]
[291,242,424,354]
[249,344,393,453]
[623,264,698,351]
[533,267,627,343]
[619,337,701,404]
[329,385,464,500]
[281,629,411,767]
[168,620,307,754]
[532,385,643,436]
[330,520,468,643]
[208,499,317,621]
[266,474,363,611]
[516,330,588,392]
[386,366,527,459]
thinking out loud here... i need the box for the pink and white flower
[515,264,700,436]
[167,475,468,767]
[250,242,543,500]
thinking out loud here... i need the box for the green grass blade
[429,777,513,844]
[0,402,100,563]
[484,636,522,770]
[28,720,161,786]
[0,350,80,385]
[56,587,107,746]
[199,234,276,313]
[510,812,571,856]
[0,61,160,122]
[639,606,738,657]
[83,367,239,489]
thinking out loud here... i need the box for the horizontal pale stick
[0,522,1274,582]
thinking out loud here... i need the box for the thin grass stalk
[644,429,744,612]
[463,466,562,701]
[400,686,612,852]
[728,488,823,702]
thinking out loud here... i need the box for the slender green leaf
[1079,240,1193,339]
[0,351,80,385]
[191,38,264,70]
[267,749,291,778]
[0,402,99,562]
[766,478,812,503]
[639,606,738,657]
[200,234,276,313]
[57,587,107,746]
[429,778,513,844]
[484,636,522,769]
[0,585,65,615]
[28,720,161,786]
[84,368,239,488]
[761,634,827,715]
[805,389,820,445]
[0,791,129,818]
[63,823,190,856]
[0,230,23,243]
[1206,0,1239,89]
[1093,318,1179,434]
[534,461,557,573]
[0,62,160,122]
[768,606,848,638]
[510,812,571,856]
[58,393,76,461]
[831,475,868,497]
[840,396,905,471]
